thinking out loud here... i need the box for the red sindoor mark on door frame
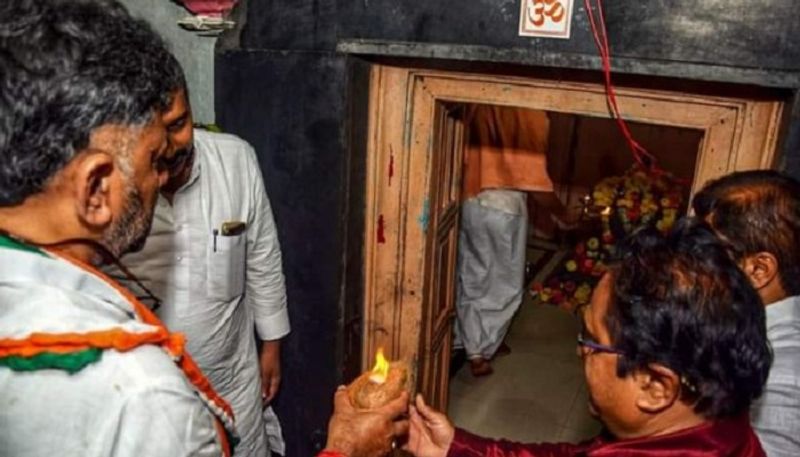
[388,146,395,186]
[377,214,387,244]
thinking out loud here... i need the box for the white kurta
[0,243,223,456]
[454,189,528,360]
[751,295,800,457]
[113,130,290,457]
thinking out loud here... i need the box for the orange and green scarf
[0,236,235,455]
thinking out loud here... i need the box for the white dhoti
[454,189,528,360]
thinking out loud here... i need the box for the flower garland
[531,166,684,312]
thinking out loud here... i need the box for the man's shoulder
[194,129,254,155]
[194,128,259,172]
[0,346,217,456]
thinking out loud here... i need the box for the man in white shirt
[0,1,234,455]
[114,60,290,456]
[693,170,800,457]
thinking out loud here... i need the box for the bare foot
[469,358,493,377]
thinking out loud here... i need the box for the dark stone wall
[216,51,350,455]
[336,1,800,71]
[239,1,800,72]
[216,2,800,454]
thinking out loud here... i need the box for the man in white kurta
[115,99,290,456]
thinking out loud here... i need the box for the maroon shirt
[448,414,765,457]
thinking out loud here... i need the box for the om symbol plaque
[519,0,573,39]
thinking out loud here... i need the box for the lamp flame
[369,347,390,384]
[601,206,612,216]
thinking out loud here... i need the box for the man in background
[455,105,575,376]
[407,221,771,457]
[112,50,290,456]
[693,170,800,457]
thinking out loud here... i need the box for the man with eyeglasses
[107,54,290,455]
[403,221,772,457]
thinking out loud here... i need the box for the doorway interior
[358,65,784,440]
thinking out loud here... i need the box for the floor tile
[449,299,596,444]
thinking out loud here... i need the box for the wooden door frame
[361,64,784,393]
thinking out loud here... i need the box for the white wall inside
[119,0,217,124]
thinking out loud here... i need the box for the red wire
[583,0,661,174]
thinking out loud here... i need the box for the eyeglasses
[577,324,625,356]
[576,320,699,395]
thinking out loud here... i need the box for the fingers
[414,394,433,418]
[265,376,280,403]
[402,418,422,452]
[377,390,409,419]
[408,406,432,440]
[393,419,409,437]
[332,385,355,413]
[404,406,433,454]
[415,394,447,425]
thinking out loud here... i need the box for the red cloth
[317,451,345,457]
[448,414,765,457]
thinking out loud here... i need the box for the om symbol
[528,0,566,27]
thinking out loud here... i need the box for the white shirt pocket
[206,233,246,301]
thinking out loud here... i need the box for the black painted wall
[216,2,800,455]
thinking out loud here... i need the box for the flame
[601,206,612,216]
[369,347,390,384]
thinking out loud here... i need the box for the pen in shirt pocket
[212,221,246,252]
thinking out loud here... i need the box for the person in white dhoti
[454,106,574,376]
[454,189,529,376]
[110,63,290,456]
[0,2,236,455]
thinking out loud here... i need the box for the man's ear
[741,252,780,291]
[634,364,680,414]
[73,151,115,230]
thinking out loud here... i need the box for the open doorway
[359,65,783,434]
[446,104,703,442]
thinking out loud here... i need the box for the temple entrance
[359,65,784,424]
[445,105,703,442]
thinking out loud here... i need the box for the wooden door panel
[428,218,458,336]
[419,325,453,410]
[418,104,465,411]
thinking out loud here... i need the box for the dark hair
[0,0,178,206]
[692,170,800,296]
[607,220,771,418]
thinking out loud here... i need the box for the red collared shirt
[448,414,765,457]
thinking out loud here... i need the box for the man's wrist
[318,450,346,457]
[323,438,354,457]
[261,339,281,355]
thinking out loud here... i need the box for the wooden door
[417,105,464,410]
